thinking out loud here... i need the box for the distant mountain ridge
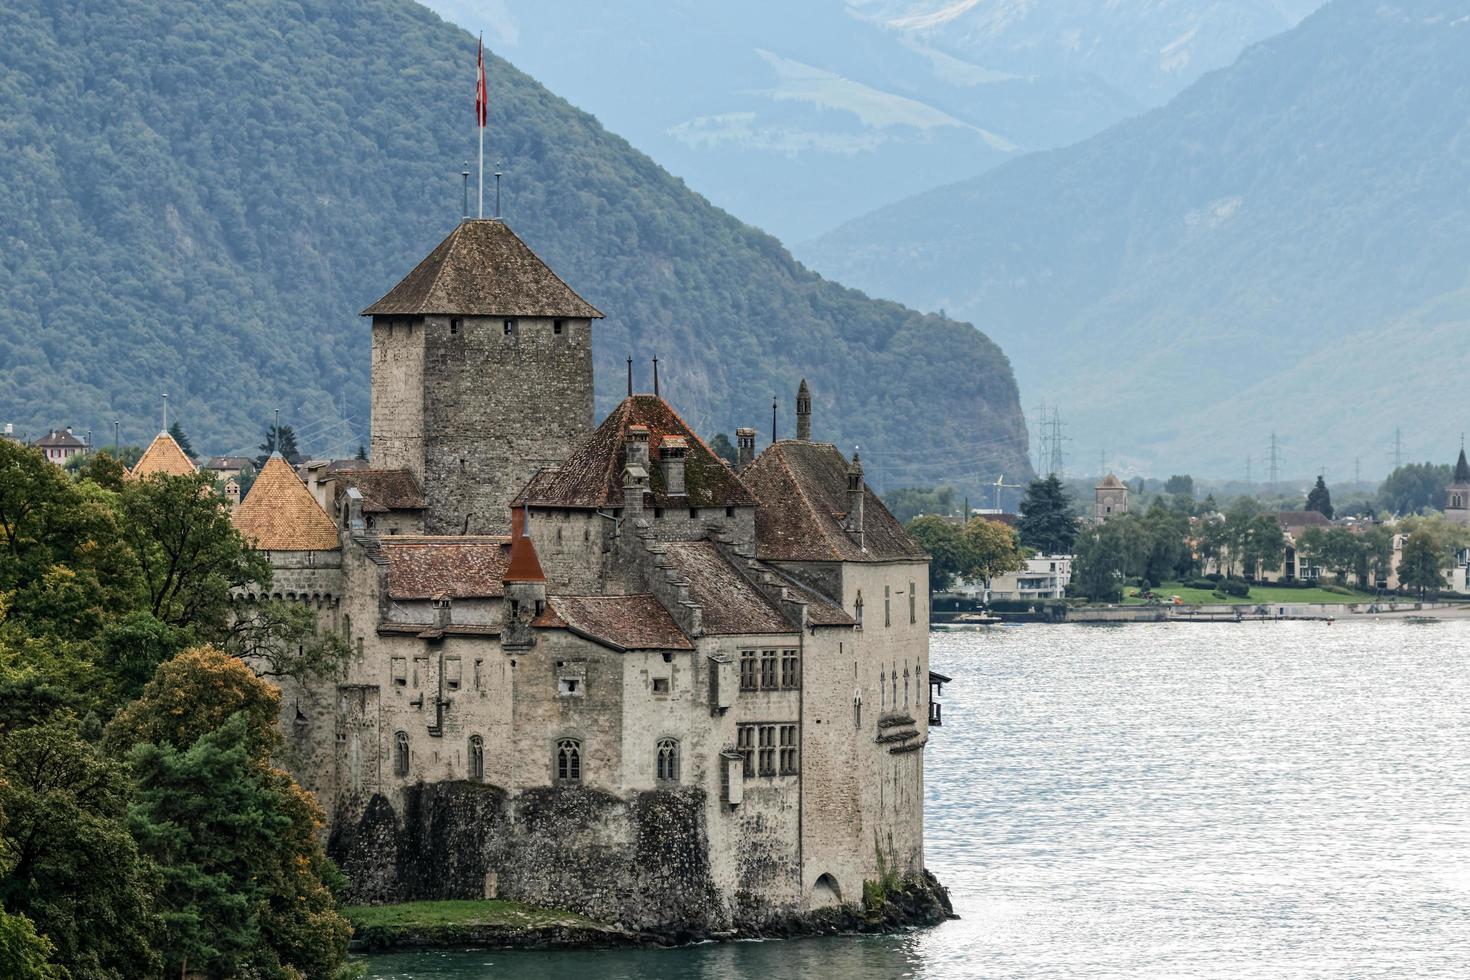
[801,0,1470,477]
[423,0,1322,242]
[0,0,1029,494]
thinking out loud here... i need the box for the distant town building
[34,427,89,466]
[1445,448,1470,526]
[989,555,1072,601]
[1095,473,1128,521]
[202,455,254,482]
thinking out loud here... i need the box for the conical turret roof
[232,455,340,551]
[130,431,197,479]
[362,219,602,319]
[1454,448,1470,485]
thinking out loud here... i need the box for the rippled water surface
[364,620,1470,978]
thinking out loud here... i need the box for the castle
[223,218,941,933]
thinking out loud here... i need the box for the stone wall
[420,314,593,535]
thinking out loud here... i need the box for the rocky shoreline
[350,870,956,953]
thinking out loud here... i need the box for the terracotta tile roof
[1096,473,1125,489]
[663,540,792,635]
[379,536,512,599]
[519,395,756,510]
[231,455,341,551]
[742,441,926,563]
[1276,510,1331,531]
[361,219,601,319]
[534,594,693,651]
[130,431,197,479]
[332,468,426,514]
[504,531,546,583]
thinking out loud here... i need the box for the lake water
[363,621,1470,978]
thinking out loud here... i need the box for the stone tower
[1446,448,1470,525]
[1095,473,1128,521]
[796,379,812,441]
[362,220,603,534]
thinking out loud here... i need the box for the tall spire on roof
[796,379,812,441]
[1455,446,1470,485]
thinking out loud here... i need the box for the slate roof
[131,431,197,478]
[765,568,855,627]
[662,540,792,635]
[742,441,927,563]
[332,468,426,514]
[518,395,757,510]
[361,219,602,319]
[533,594,693,651]
[202,456,252,472]
[35,428,86,448]
[1454,449,1470,485]
[378,536,512,599]
[232,455,341,551]
[1275,510,1331,531]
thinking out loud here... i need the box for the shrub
[1185,579,1217,590]
[1217,579,1251,598]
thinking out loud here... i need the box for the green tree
[0,723,160,978]
[884,486,958,525]
[1070,524,1124,602]
[707,433,737,466]
[1305,475,1334,519]
[1163,474,1194,497]
[1298,526,1361,584]
[960,518,1027,588]
[1240,514,1287,581]
[1017,476,1077,555]
[0,909,60,979]
[1376,463,1452,515]
[1397,529,1449,596]
[256,424,302,467]
[167,422,195,460]
[905,516,968,593]
[1361,525,1396,589]
[111,649,350,978]
[116,473,268,631]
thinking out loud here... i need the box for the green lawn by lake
[1121,582,1379,606]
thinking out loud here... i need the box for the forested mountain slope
[802,1,1470,476]
[0,0,1029,491]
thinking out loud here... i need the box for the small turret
[846,449,865,550]
[503,508,546,647]
[796,379,812,441]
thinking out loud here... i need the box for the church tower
[1446,447,1470,525]
[362,220,602,534]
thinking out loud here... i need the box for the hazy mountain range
[0,0,1028,493]
[802,0,1470,479]
[424,0,1322,242]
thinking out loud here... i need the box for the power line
[1391,428,1404,470]
[1266,433,1282,490]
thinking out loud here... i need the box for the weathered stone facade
[238,217,945,937]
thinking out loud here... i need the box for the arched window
[656,738,680,782]
[468,734,484,781]
[394,731,409,777]
[556,738,581,783]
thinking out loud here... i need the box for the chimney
[623,424,650,515]
[735,427,756,470]
[846,449,865,550]
[661,435,688,496]
[796,379,812,441]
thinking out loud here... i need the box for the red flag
[476,35,488,128]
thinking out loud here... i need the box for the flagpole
[477,33,485,219]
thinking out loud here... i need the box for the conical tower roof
[232,455,340,551]
[361,219,602,319]
[130,431,197,479]
[1454,448,1470,485]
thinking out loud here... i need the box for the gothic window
[910,582,917,624]
[885,585,891,627]
[739,650,758,691]
[556,738,581,783]
[656,738,680,782]
[394,731,409,777]
[853,693,862,730]
[854,591,863,626]
[468,735,484,781]
[781,649,799,689]
[737,725,756,777]
[760,650,778,689]
[904,666,910,707]
[880,671,886,709]
[779,725,799,774]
